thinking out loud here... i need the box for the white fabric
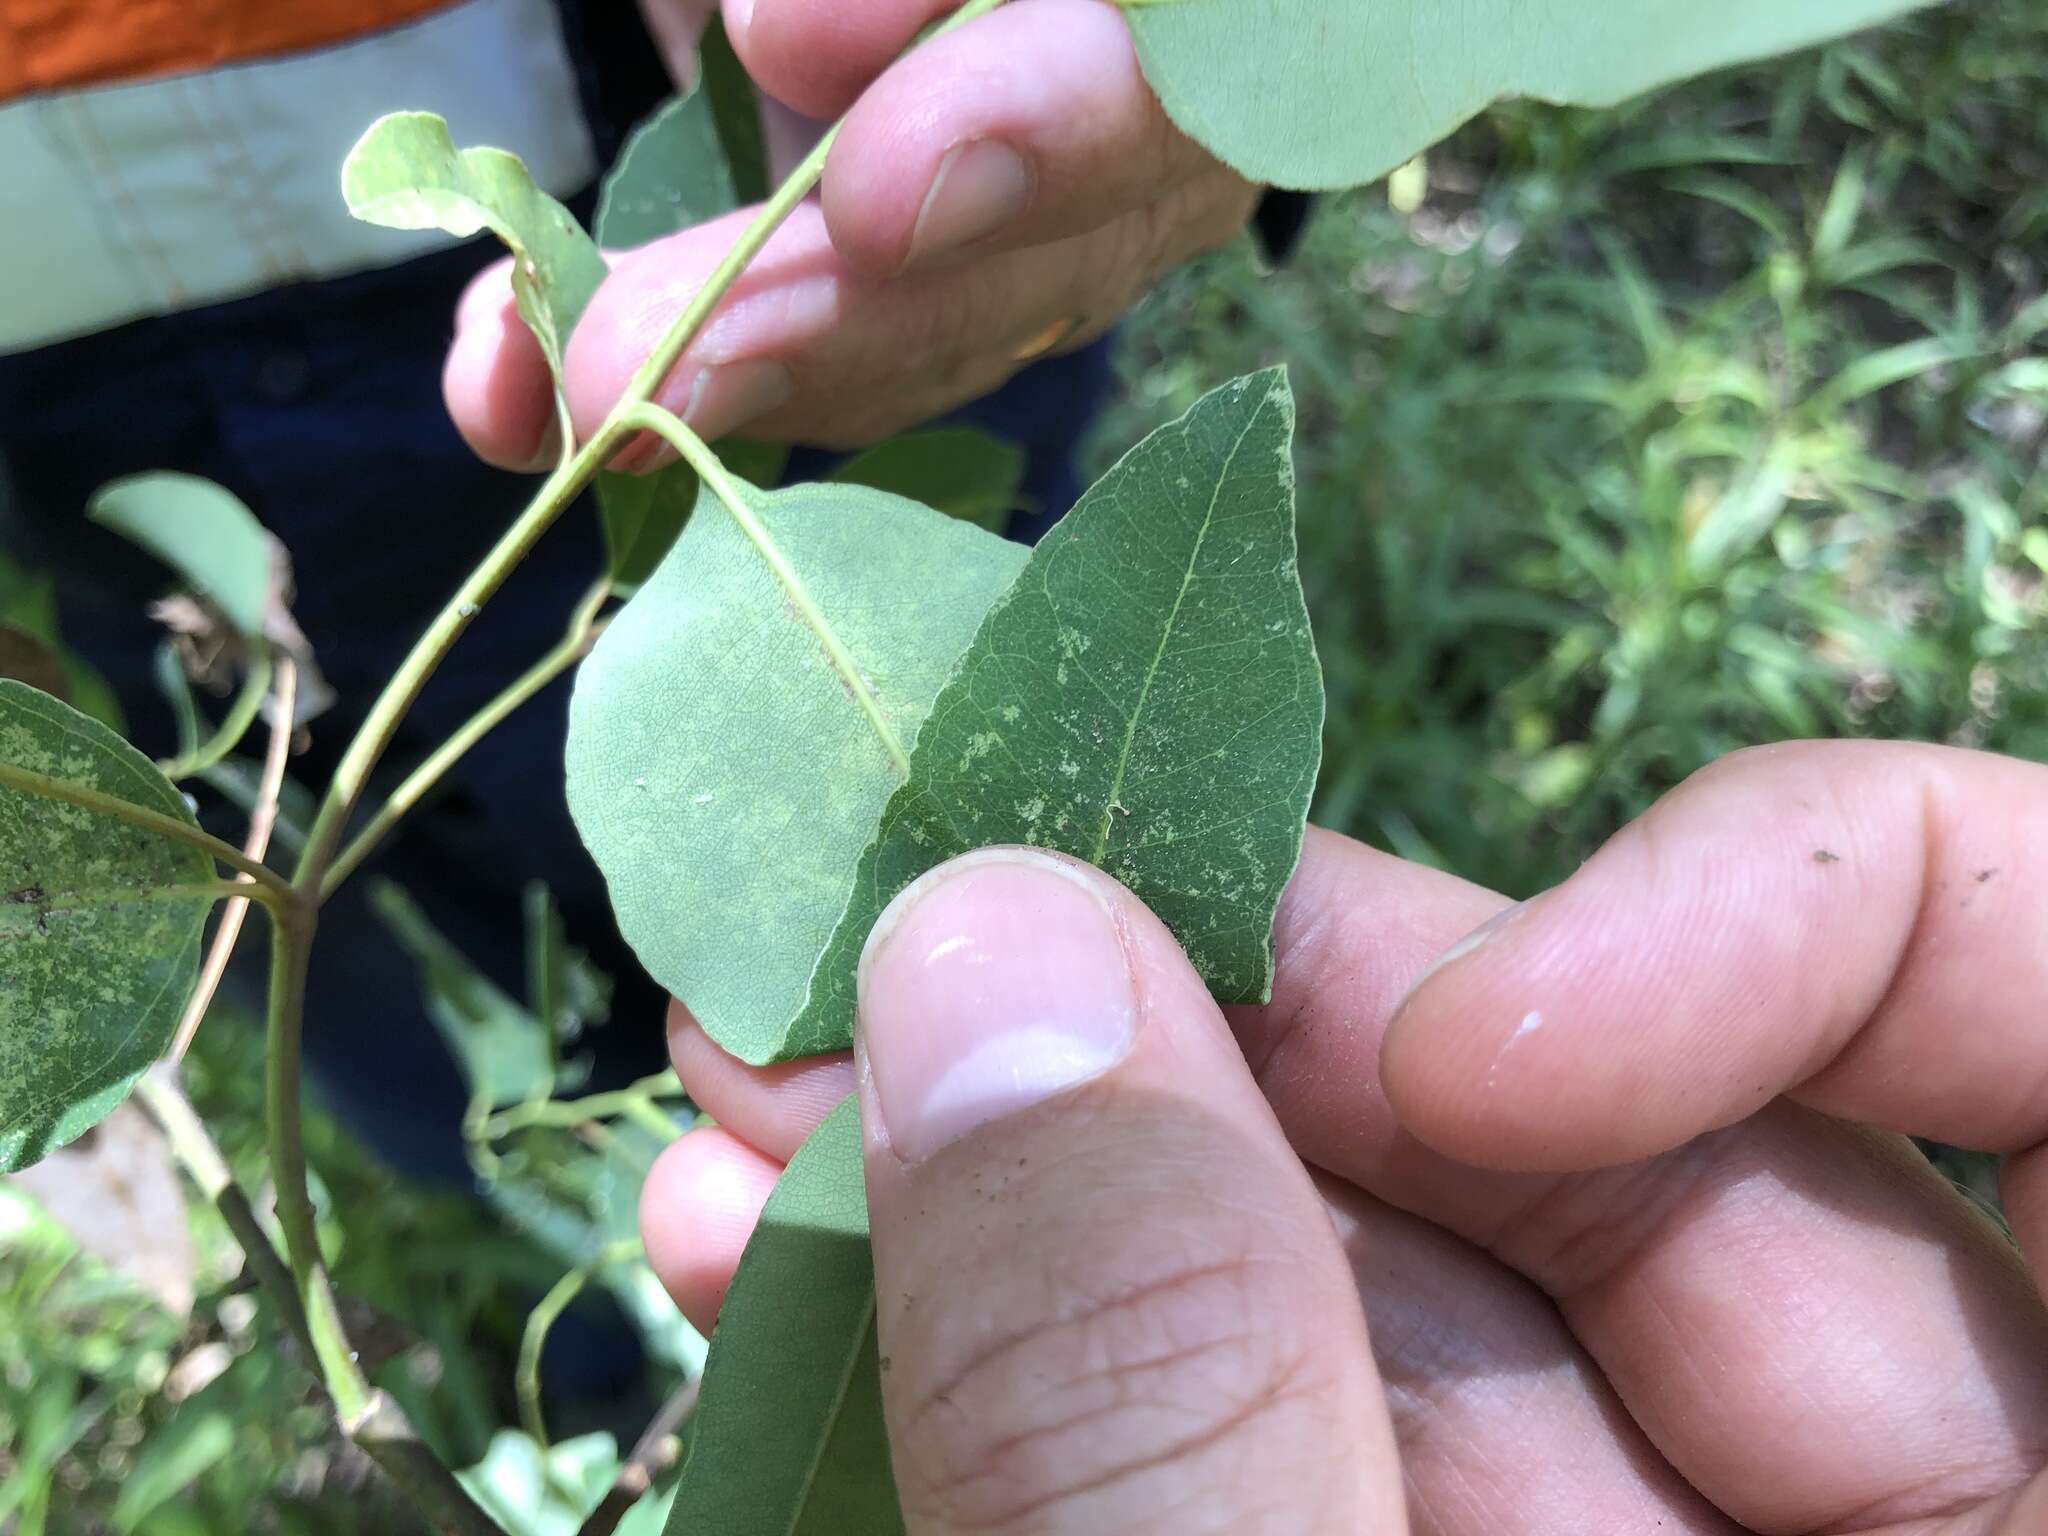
[0,0,598,353]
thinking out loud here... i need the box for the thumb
[854,847,1405,1534]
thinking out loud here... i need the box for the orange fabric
[0,0,462,98]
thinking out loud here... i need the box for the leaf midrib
[781,1285,877,1534]
[1092,401,1265,864]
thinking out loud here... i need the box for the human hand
[445,0,1259,469]
[641,740,2048,1532]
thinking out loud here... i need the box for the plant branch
[320,581,610,899]
[517,1239,643,1446]
[574,1376,701,1536]
[0,761,294,908]
[482,1069,682,1140]
[134,1064,314,1357]
[158,647,273,782]
[173,657,298,1061]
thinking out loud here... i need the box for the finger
[821,0,1229,275]
[856,846,1406,1533]
[1232,826,2048,1532]
[640,1124,780,1334]
[443,260,556,471]
[666,999,853,1164]
[725,0,955,119]
[1380,741,2048,1171]
[636,0,718,88]
[564,178,1250,454]
[1317,1177,1742,1536]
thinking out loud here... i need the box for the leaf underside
[1123,0,1932,189]
[791,368,1323,1056]
[566,481,1028,1065]
[0,682,213,1172]
[829,427,1029,534]
[665,1096,901,1536]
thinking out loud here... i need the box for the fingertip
[667,999,856,1164]
[442,300,557,472]
[730,0,950,120]
[640,1125,782,1335]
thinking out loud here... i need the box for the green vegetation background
[4,1,2042,1528]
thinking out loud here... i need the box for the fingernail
[857,848,1136,1163]
[659,358,794,440]
[1395,900,1527,1014]
[907,141,1033,269]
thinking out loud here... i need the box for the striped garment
[0,0,600,352]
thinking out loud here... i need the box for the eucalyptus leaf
[594,89,738,250]
[666,1095,900,1536]
[343,112,605,376]
[0,681,214,1172]
[89,473,270,641]
[1122,0,1931,190]
[568,481,1026,1064]
[700,17,769,205]
[830,427,1028,534]
[794,368,1321,1051]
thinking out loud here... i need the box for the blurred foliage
[7,1,2044,1528]
[1093,0,2048,897]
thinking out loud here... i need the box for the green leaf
[829,427,1028,534]
[368,880,557,1110]
[597,466,701,596]
[343,112,605,376]
[88,474,270,641]
[1121,0,1931,190]
[568,481,1027,1064]
[666,1095,900,1536]
[595,88,739,250]
[793,369,1321,1052]
[457,1430,623,1536]
[700,17,769,206]
[0,682,214,1172]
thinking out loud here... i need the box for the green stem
[482,1069,682,1139]
[517,1240,643,1447]
[260,909,368,1417]
[320,580,611,899]
[0,762,293,908]
[158,648,273,781]
[624,404,911,772]
[134,1067,316,1357]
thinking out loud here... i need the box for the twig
[482,1070,682,1140]
[320,582,610,899]
[172,657,297,1061]
[517,1239,643,1446]
[134,1064,314,1357]
[158,647,273,781]
[574,1376,701,1536]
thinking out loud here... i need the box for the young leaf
[567,483,1027,1063]
[89,473,271,641]
[829,427,1029,534]
[792,368,1321,1054]
[1122,0,1930,191]
[666,1095,900,1536]
[0,682,215,1172]
[343,112,606,376]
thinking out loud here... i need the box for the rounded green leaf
[567,482,1027,1064]
[0,682,214,1171]
[1123,0,1932,190]
[89,473,271,641]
